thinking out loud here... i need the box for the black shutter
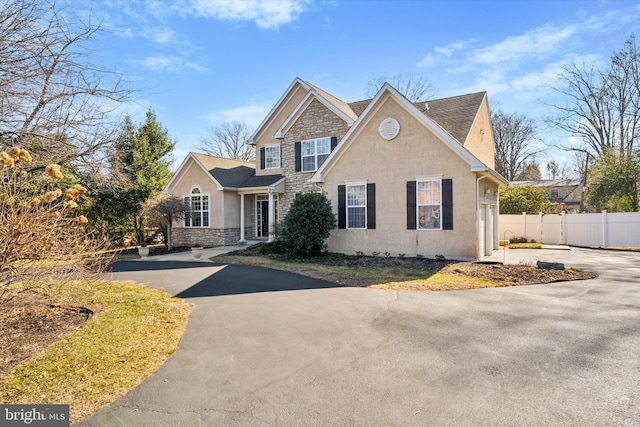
[260,147,265,169]
[407,181,416,230]
[295,141,301,172]
[367,183,376,229]
[331,136,338,151]
[338,185,346,229]
[442,179,453,230]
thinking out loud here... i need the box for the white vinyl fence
[499,211,640,247]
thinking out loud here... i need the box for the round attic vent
[378,117,400,140]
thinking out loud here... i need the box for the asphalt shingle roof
[210,166,255,188]
[237,174,284,188]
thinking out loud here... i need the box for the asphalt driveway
[76,248,640,426]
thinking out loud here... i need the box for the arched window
[184,187,209,227]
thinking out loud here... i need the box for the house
[165,78,507,260]
[510,179,583,212]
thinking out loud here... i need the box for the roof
[346,92,486,145]
[253,77,487,146]
[303,79,358,121]
[237,174,284,188]
[191,152,253,170]
[312,82,507,186]
[418,92,486,144]
[210,166,255,188]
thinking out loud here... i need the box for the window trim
[346,181,367,230]
[416,176,442,231]
[183,186,210,228]
[264,144,281,169]
[301,137,331,172]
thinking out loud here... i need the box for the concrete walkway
[135,241,260,262]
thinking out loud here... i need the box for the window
[264,145,280,169]
[417,179,441,230]
[184,188,209,227]
[338,183,375,230]
[407,178,452,230]
[347,184,366,229]
[301,137,331,171]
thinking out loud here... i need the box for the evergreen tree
[91,109,175,243]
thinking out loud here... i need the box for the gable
[286,99,351,143]
[165,152,254,194]
[322,94,476,183]
[250,79,310,145]
[275,91,355,138]
[313,84,492,183]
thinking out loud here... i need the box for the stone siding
[281,99,350,218]
[173,226,254,247]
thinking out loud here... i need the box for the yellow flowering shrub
[0,147,106,304]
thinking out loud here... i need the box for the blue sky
[81,0,640,173]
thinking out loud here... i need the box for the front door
[258,200,269,238]
[256,195,278,238]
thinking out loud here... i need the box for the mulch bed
[0,293,93,376]
[309,255,597,286]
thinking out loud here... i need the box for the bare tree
[197,121,255,161]
[546,34,640,159]
[544,160,573,180]
[366,72,435,102]
[0,0,132,175]
[491,110,544,181]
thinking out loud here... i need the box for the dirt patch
[440,262,596,285]
[319,255,596,285]
[0,293,93,376]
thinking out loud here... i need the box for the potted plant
[191,242,203,259]
[138,242,149,258]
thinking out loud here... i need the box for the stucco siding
[321,95,480,259]
[463,97,496,169]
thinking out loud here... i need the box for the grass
[370,273,509,291]
[0,280,191,423]
[508,243,543,249]
[214,254,509,290]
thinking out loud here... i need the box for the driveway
[77,248,640,426]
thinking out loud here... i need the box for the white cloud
[139,55,205,73]
[203,103,272,129]
[142,26,178,44]
[434,40,471,57]
[419,39,474,68]
[188,0,311,29]
[470,25,577,66]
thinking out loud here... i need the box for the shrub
[259,240,287,255]
[499,185,552,214]
[278,192,336,258]
[0,147,106,304]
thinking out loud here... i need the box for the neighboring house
[510,179,583,212]
[165,77,507,260]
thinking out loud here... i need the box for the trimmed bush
[279,192,337,258]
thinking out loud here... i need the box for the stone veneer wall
[280,99,350,218]
[172,226,255,247]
